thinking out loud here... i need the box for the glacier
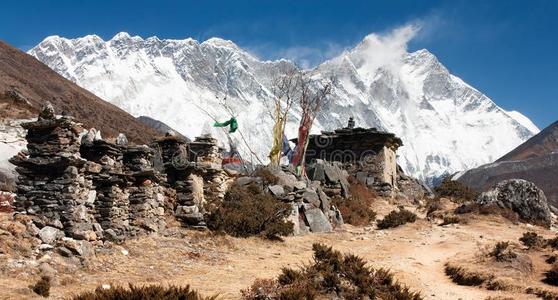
[27,31,539,184]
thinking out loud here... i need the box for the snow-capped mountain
[28,31,539,184]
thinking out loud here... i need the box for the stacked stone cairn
[80,131,129,240]
[153,133,229,227]
[153,132,205,226]
[9,103,101,244]
[189,135,227,204]
[123,145,166,233]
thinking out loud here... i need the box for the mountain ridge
[28,31,539,184]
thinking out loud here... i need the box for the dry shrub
[206,184,293,240]
[546,255,557,264]
[253,167,279,186]
[0,192,14,213]
[241,243,422,300]
[544,263,558,286]
[72,284,216,300]
[377,208,417,230]
[489,242,517,262]
[520,232,546,249]
[434,177,479,203]
[546,237,558,250]
[444,263,492,286]
[527,287,558,300]
[332,182,377,226]
[439,215,463,226]
[30,276,51,298]
[426,198,442,217]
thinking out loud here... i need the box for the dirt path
[0,215,548,299]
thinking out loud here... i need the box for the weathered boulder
[302,204,333,233]
[38,226,64,244]
[476,179,552,227]
[268,185,285,197]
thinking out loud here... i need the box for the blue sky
[1,0,556,129]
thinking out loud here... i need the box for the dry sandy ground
[0,202,555,300]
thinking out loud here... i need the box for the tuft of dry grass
[543,263,558,286]
[439,215,463,226]
[30,276,51,298]
[444,263,492,286]
[489,242,517,263]
[519,232,546,249]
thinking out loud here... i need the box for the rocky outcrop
[476,179,552,227]
[262,164,344,234]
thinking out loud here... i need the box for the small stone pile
[238,165,344,235]
[123,145,166,233]
[81,135,129,239]
[9,103,100,241]
[306,160,350,198]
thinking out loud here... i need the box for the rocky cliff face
[28,32,539,184]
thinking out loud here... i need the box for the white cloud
[246,23,423,70]
[348,24,421,76]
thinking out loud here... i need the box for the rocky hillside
[28,31,539,184]
[0,40,159,143]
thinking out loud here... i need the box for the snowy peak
[28,31,539,184]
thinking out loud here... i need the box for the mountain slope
[0,40,159,143]
[497,120,558,162]
[455,120,558,206]
[28,32,539,183]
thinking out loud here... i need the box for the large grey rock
[38,226,63,244]
[476,179,552,227]
[303,204,333,233]
[302,189,320,207]
[268,185,285,197]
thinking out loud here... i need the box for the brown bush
[426,198,442,217]
[30,276,50,298]
[206,184,293,240]
[439,215,462,226]
[520,232,546,249]
[526,287,558,300]
[444,264,491,286]
[72,284,216,300]
[253,167,279,186]
[489,242,517,262]
[434,177,479,203]
[544,264,558,286]
[546,237,558,250]
[377,208,417,229]
[241,243,422,300]
[332,182,377,226]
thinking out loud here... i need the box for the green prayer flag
[213,117,238,133]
